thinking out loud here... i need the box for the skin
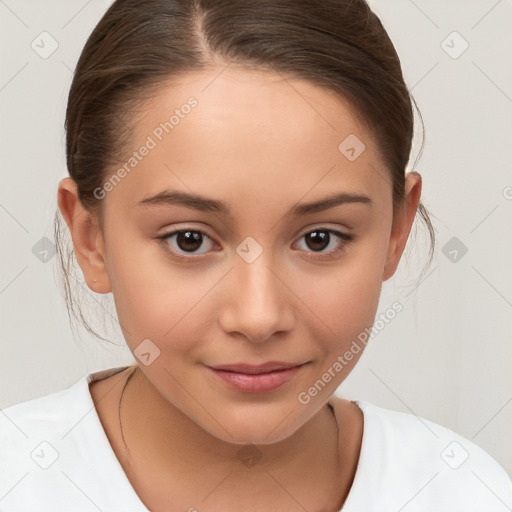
[58,65,421,511]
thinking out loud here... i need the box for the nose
[218,252,295,343]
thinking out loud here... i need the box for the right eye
[157,228,217,259]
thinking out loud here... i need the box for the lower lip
[206,364,306,393]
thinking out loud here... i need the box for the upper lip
[206,361,307,374]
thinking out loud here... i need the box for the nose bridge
[219,241,293,342]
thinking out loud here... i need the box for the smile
[204,362,309,393]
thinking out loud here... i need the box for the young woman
[1,1,511,510]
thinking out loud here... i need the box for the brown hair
[55,0,436,342]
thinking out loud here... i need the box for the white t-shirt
[1,365,511,511]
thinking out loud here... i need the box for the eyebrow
[136,190,371,216]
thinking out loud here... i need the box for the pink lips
[205,361,308,393]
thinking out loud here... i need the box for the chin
[201,407,306,446]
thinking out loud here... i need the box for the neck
[118,365,346,509]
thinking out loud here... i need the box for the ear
[57,177,112,293]
[382,171,422,282]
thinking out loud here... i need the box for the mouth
[204,361,309,393]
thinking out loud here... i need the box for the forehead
[103,66,390,214]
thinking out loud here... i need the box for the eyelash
[156,227,354,261]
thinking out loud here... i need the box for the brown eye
[304,230,330,251]
[295,228,353,258]
[158,229,215,257]
[175,231,203,252]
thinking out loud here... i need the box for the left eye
[295,228,353,256]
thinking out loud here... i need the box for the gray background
[1,0,511,477]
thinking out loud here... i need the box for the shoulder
[0,378,84,441]
[0,376,88,459]
[0,368,134,511]
[0,378,85,505]
[0,366,130,470]
[334,398,512,511]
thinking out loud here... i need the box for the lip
[204,361,308,393]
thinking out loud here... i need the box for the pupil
[177,231,202,252]
[307,230,329,251]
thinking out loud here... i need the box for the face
[62,66,419,445]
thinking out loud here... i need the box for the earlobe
[382,172,422,282]
[57,177,111,293]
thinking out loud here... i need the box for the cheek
[289,253,386,402]
[298,239,387,329]
[105,231,213,350]
[291,236,388,380]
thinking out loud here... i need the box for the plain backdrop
[1,0,511,476]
